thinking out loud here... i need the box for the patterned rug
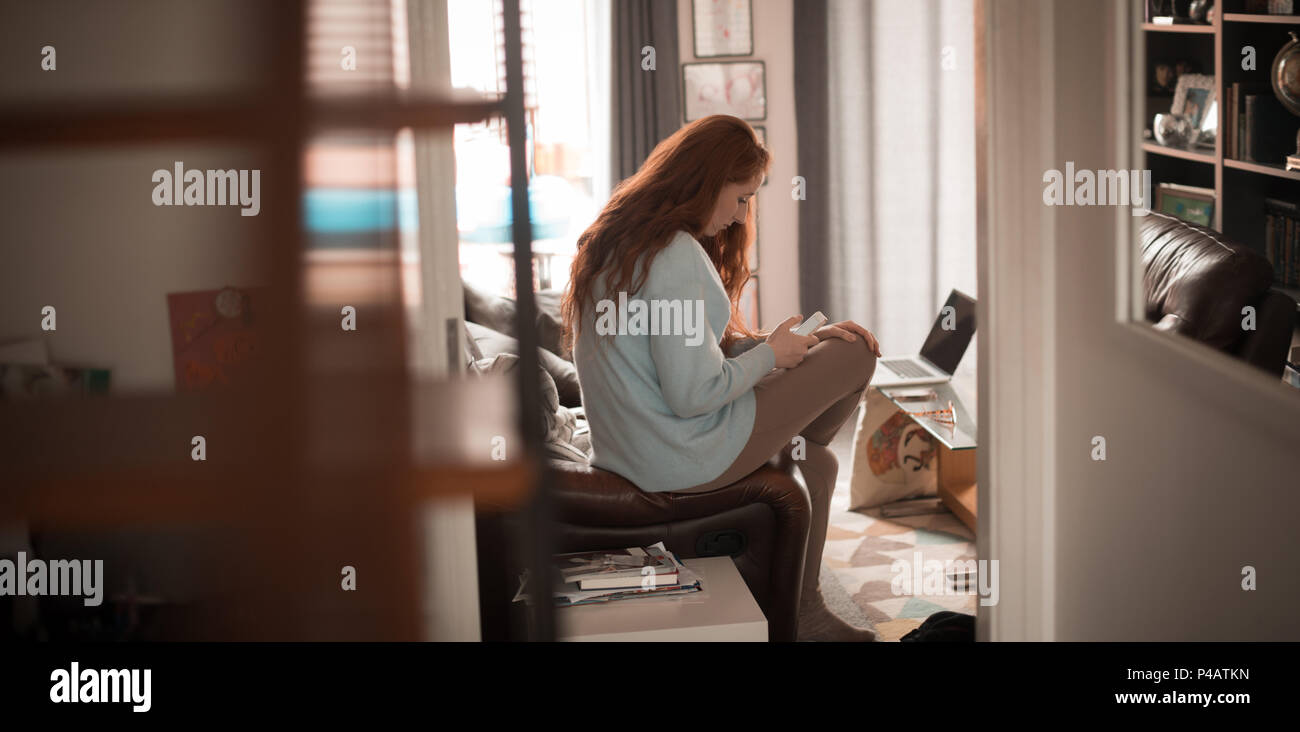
[822,417,978,642]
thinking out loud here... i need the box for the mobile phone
[791,311,827,337]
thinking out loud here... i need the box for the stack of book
[515,542,703,607]
[1263,198,1300,288]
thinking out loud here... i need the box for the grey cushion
[463,322,483,368]
[462,280,570,361]
[467,351,589,462]
[465,321,582,408]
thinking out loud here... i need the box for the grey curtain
[611,0,682,182]
[794,0,832,319]
[794,0,977,363]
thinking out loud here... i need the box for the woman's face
[702,172,763,238]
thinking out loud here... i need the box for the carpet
[821,415,978,642]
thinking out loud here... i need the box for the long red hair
[561,115,769,355]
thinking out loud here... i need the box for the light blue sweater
[573,231,776,492]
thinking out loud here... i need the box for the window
[448,0,610,298]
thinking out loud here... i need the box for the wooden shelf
[1224,157,1300,181]
[1142,140,1216,164]
[1142,22,1215,33]
[1222,13,1300,24]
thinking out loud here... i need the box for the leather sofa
[1140,213,1297,375]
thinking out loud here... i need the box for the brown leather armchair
[548,457,811,642]
[1141,213,1297,375]
[463,281,813,641]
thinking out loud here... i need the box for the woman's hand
[766,315,821,368]
[812,320,882,357]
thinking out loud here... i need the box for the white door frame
[975,0,1059,642]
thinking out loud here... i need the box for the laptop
[869,289,976,388]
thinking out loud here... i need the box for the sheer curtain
[796,0,976,373]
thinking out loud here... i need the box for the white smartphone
[791,311,827,337]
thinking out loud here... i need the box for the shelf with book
[1224,157,1300,180]
[1140,2,1300,298]
[1260,198,1300,295]
[1220,165,1300,282]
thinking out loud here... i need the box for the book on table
[513,541,704,607]
[557,543,681,590]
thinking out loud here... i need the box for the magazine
[556,543,679,589]
[512,542,703,607]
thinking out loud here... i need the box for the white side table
[557,556,767,642]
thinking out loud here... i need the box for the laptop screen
[918,289,977,375]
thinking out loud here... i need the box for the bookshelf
[1140,2,1300,306]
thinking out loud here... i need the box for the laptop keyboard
[881,359,932,378]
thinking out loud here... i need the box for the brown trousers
[679,336,877,605]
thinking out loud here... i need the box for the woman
[561,115,882,642]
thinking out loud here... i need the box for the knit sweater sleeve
[724,335,765,358]
[644,237,775,418]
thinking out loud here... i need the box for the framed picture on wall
[693,0,753,58]
[683,61,767,122]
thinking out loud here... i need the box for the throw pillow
[465,321,581,408]
[462,280,570,361]
[463,321,483,369]
[466,352,590,463]
[848,387,939,510]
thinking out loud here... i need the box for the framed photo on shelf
[1155,182,1215,227]
[693,0,753,58]
[683,61,766,122]
[1171,73,1215,133]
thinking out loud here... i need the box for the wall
[982,0,1300,640]
[677,0,800,326]
[0,1,275,394]
[0,146,274,394]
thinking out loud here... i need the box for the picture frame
[1171,73,1215,133]
[1155,183,1215,227]
[682,61,767,122]
[692,0,753,58]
